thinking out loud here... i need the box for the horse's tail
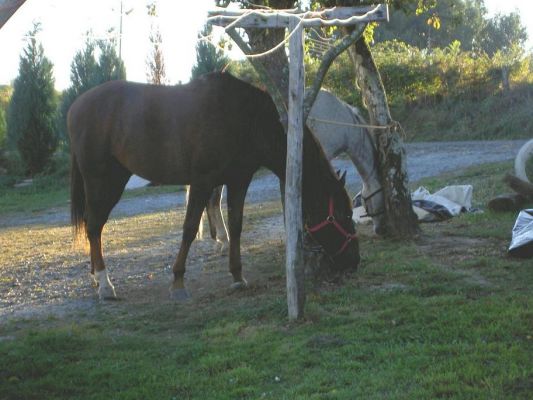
[70,153,87,242]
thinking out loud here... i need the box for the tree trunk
[347,36,419,238]
[241,0,293,127]
[501,66,510,93]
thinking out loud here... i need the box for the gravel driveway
[0,139,527,228]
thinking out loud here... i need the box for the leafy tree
[191,23,229,79]
[146,2,167,84]
[7,23,58,175]
[479,12,527,56]
[372,0,487,50]
[58,37,126,145]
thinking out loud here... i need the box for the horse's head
[306,171,360,271]
[361,183,387,236]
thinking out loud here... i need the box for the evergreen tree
[7,23,57,175]
[58,37,126,146]
[96,39,126,83]
[191,23,229,79]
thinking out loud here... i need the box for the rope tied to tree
[307,116,395,130]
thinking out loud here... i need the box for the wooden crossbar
[208,5,388,29]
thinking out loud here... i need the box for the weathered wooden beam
[208,5,388,29]
[0,0,25,30]
[285,17,305,320]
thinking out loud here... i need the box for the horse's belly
[112,139,191,185]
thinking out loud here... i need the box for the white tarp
[411,185,473,222]
[508,209,533,258]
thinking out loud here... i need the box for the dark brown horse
[68,72,359,300]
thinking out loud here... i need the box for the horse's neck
[344,107,381,192]
[301,133,336,218]
[254,98,334,218]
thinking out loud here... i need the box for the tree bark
[241,0,293,126]
[501,66,510,93]
[347,36,419,238]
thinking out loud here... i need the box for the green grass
[1,161,532,399]
[0,174,182,215]
[0,166,274,216]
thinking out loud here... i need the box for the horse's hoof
[230,279,248,290]
[98,285,117,301]
[169,288,191,302]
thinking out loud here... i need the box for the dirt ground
[0,203,288,322]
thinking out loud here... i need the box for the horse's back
[68,74,270,184]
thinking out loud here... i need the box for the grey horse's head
[360,183,387,236]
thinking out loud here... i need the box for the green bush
[308,39,533,140]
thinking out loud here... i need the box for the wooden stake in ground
[285,17,305,319]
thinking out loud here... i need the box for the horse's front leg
[170,185,211,301]
[226,178,252,289]
[206,185,229,252]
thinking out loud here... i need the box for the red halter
[306,197,357,257]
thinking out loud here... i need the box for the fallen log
[488,193,528,212]
[503,173,533,201]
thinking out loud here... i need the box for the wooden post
[285,17,305,320]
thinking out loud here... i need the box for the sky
[0,0,532,90]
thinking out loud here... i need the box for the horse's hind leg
[186,185,205,240]
[170,184,212,300]
[84,159,131,300]
[206,185,229,252]
[226,177,253,289]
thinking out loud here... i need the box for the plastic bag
[411,185,473,222]
[508,209,533,258]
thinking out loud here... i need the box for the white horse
[192,89,386,246]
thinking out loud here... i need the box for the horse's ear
[336,169,341,177]
[339,170,347,186]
